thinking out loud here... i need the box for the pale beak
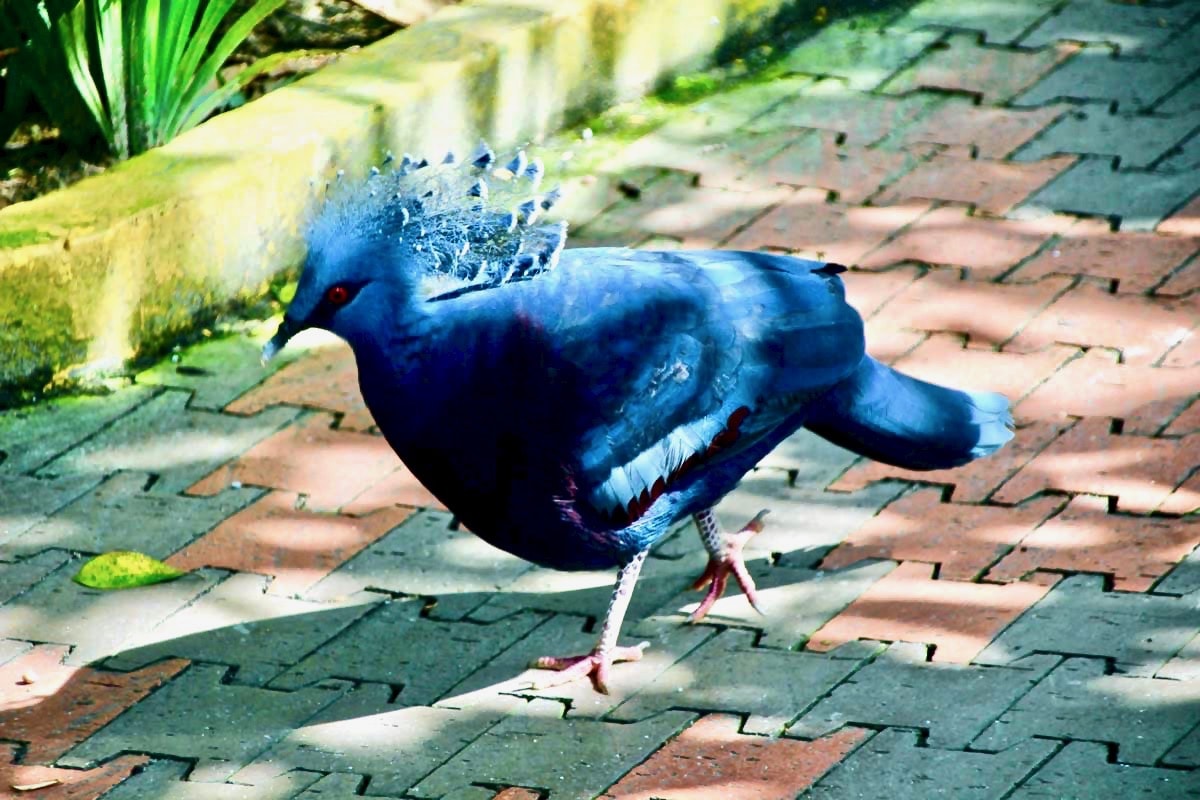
[262,316,299,363]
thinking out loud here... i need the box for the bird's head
[264,145,567,361]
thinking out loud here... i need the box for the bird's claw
[689,510,768,623]
[530,642,649,694]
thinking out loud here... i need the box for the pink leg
[530,549,650,694]
[689,508,768,622]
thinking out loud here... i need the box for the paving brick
[1006,281,1199,364]
[303,510,530,610]
[975,574,1200,676]
[269,598,544,703]
[975,656,1200,765]
[616,129,791,194]
[831,418,1071,503]
[224,340,376,431]
[1164,323,1200,368]
[99,758,324,800]
[1019,0,1198,56]
[0,386,156,475]
[807,561,1057,664]
[882,98,1071,160]
[782,22,939,91]
[167,491,412,596]
[0,743,149,800]
[874,150,1077,215]
[35,390,298,494]
[411,708,695,799]
[1012,740,1200,799]
[1159,192,1200,238]
[746,79,937,145]
[600,714,866,800]
[10,471,260,558]
[61,662,352,781]
[1007,218,1200,293]
[297,772,391,799]
[1016,349,1199,434]
[803,729,1057,800]
[0,474,104,543]
[0,644,187,763]
[860,207,1070,281]
[993,417,1200,513]
[1019,157,1200,230]
[651,77,816,144]
[1158,129,1200,175]
[757,130,932,204]
[0,550,70,604]
[638,560,897,651]
[233,682,529,797]
[136,329,291,412]
[609,629,869,736]
[1016,46,1195,112]
[882,34,1075,104]
[1015,105,1200,171]
[1167,398,1200,436]
[0,561,221,666]
[889,0,1061,44]
[988,494,1200,591]
[1166,723,1200,768]
[792,642,1058,748]
[866,266,1071,347]
[724,187,930,265]
[839,265,924,320]
[104,573,378,685]
[820,488,1065,581]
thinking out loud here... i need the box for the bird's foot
[689,510,768,623]
[530,642,650,694]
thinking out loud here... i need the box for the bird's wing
[536,248,866,522]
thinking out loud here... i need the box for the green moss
[0,228,58,249]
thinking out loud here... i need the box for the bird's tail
[804,356,1013,471]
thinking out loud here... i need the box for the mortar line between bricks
[1147,247,1200,300]
[859,140,947,207]
[994,275,1080,352]
[713,184,800,249]
[995,737,1068,800]
[591,711,699,798]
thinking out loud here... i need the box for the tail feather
[804,356,1013,471]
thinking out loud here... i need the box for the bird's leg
[530,549,650,694]
[689,507,768,622]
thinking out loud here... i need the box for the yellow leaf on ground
[73,551,187,590]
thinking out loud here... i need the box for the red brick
[725,188,930,265]
[750,80,934,145]
[868,267,1072,349]
[492,790,543,800]
[831,419,1072,503]
[1007,219,1200,294]
[1162,472,1200,516]
[1159,194,1200,237]
[862,321,926,365]
[883,34,1077,103]
[993,417,1200,513]
[841,266,924,319]
[1016,348,1200,434]
[167,491,413,596]
[1005,282,1200,365]
[888,100,1072,159]
[859,205,1070,280]
[187,413,416,512]
[986,494,1200,591]
[0,645,187,763]
[1163,326,1200,367]
[600,714,866,800]
[0,745,148,800]
[807,562,1056,663]
[891,333,1076,405]
[1158,259,1200,296]
[1165,399,1200,436]
[227,342,374,431]
[821,488,1064,581]
[759,131,931,204]
[874,150,1076,215]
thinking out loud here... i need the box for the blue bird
[264,145,1014,692]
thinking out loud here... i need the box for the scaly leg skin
[530,549,650,694]
[689,508,769,622]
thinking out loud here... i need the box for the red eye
[326,285,350,306]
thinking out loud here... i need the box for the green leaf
[73,550,187,589]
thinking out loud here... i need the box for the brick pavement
[3,1,1200,797]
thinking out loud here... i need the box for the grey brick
[410,707,694,799]
[1160,130,1200,173]
[0,561,221,665]
[609,628,868,735]
[1015,741,1200,798]
[975,657,1200,765]
[1018,0,1198,55]
[99,758,322,799]
[8,471,260,557]
[0,638,33,666]
[135,330,295,411]
[269,598,545,703]
[975,574,1200,676]
[107,573,379,684]
[1015,47,1193,112]
[803,729,1057,799]
[783,23,940,91]
[1013,105,1200,170]
[1165,722,1200,767]
[0,385,156,474]
[747,80,937,145]
[1159,75,1200,114]
[61,662,353,780]
[792,643,1059,748]
[0,473,103,541]
[1016,157,1200,230]
[0,549,71,604]
[295,773,401,798]
[889,0,1060,43]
